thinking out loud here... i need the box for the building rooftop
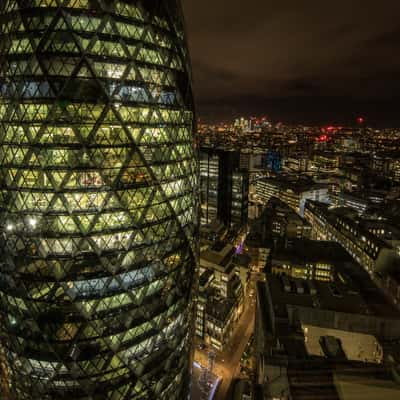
[334,374,400,400]
[201,242,236,270]
[198,269,214,289]
[268,196,310,222]
[206,295,236,323]
[256,266,400,397]
[233,253,251,269]
[271,238,354,265]
[306,200,392,253]
[267,272,399,319]
[268,275,366,316]
[258,175,327,194]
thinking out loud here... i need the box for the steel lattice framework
[0,0,197,399]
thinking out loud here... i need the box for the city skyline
[1,1,400,400]
[183,0,400,125]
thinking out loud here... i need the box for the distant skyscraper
[0,1,197,399]
[265,150,282,172]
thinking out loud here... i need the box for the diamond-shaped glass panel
[0,1,197,399]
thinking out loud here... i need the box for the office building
[0,1,197,399]
[305,201,399,276]
[256,176,329,216]
[200,152,219,225]
[255,271,400,400]
[269,239,355,282]
[200,148,249,227]
[283,153,309,173]
[304,201,400,307]
[196,242,247,350]
[312,151,340,172]
[338,191,370,214]
[246,197,310,274]
[266,197,311,239]
[230,171,249,226]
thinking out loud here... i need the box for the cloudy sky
[182,0,400,125]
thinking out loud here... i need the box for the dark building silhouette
[0,1,197,399]
[200,148,249,227]
[200,150,219,225]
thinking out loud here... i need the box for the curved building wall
[0,0,197,399]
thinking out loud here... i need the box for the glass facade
[200,151,219,225]
[0,1,197,398]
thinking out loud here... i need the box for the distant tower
[0,1,197,399]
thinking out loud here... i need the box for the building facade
[256,177,329,216]
[200,151,219,225]
[304,201,398,276]
[200,148,249,227]
[196,243,246,350]
[230,171,249,226]
[255,274,400,400]
[269,239,354,282]
[0,1,197,399]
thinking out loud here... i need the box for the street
[194,291,255,400]
[191,362,220,400]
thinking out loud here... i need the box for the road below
[194,293,255,400]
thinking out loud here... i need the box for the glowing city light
[28,218,37,228]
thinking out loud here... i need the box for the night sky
[182,0,400,126]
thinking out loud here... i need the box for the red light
[318,134,328,142]
[357,117,364,124]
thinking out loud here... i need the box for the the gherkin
[0,1,198,399]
